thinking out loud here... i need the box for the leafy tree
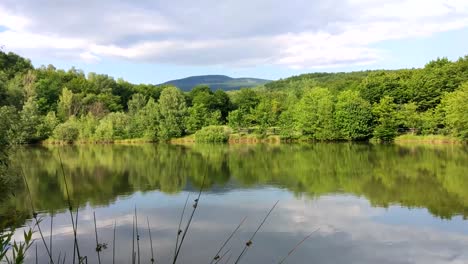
[0,51,33,79]
[227,109,243,132]
[372,96,400,141]
[0,106,17,144]
[294,88,336,140]
[37,111,59,139]
[78,113,99,140]
[157,86,187,140]
[334,90,373,140]
[399,102,421,134]
[253,95,281,134]
[185,103,221,134]
[212,90,232,121]
[127,93,147,115]
[17,98,43,143]
[57,87,78,121]
[53,117,80,142]
[95,112,130,140]
[442,82,468,139]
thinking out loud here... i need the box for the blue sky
[1,0,468,84]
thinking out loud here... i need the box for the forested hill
[162,75,271,91]
[1,50,468,146]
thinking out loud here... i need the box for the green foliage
[0,106,17,145]
[294,88,336,140]
[53,117,80,142]
[16,98,43,143]
[95,112,130,141]
[1,50,468,144]
[78,113,99,140]
[194,126,231,143]
[127,93,147,115]
[372,96,400,141]
[442,82,468,139]
[57,87,76,121]
[334,90,373,140]
[157,86,187,140]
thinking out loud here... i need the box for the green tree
[38,111,59,139]
[442,82,468,139]
[53,117,80,142]
[95,112,130,140]
[127,93,147,115]
[17,98,43,143]
[157,86,187,140]
[57,87,77,121]
[399,102,422,134]
[372,96,400,141]
[294,87,336,140]
[78,113,99,140]
[334,90,373,140]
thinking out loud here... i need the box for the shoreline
[39,135,466,146]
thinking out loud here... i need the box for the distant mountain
[162,75,271,91]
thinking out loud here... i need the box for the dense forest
[1,50,468,145]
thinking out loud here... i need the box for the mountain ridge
[162,74,271,91]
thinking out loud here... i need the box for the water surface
[2,143,468,263]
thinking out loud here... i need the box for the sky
[1,0,468,84]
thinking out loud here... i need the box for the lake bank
[40,134,466,145]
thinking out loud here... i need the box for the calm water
[2,143,468,263]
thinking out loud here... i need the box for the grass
[395,134,464,144]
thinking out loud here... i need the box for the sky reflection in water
[5,143,468,263]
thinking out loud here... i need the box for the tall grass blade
[50,214,53,264]
[132,215,135,264]
[147,217,155,264]
[93,211,101,264]
[277,229,319,264]
[214,248,231,264]
[173,175,206,264]
[135,207,140,264]
[57,149,81,261]
[174,194,190,259]
[20,168,54,264]
[210,216,247,264]
[233,200,279,264]
[113,220,116,264]
[73,207,79,264]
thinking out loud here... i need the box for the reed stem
[57,149,81,262]
[147,217,155,264]
[277,229,319,264]
[135,207,140,264]
[172,175,206,264]
[233,200,279,264]
[174,194,189,259]
[113,220,116,264]
[210,216,247,264]
[93,212,101,264]
[50,214,53,264]
[20,168,54,264]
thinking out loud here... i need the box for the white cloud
[0,0,467,68]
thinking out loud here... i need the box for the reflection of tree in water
[2,143,468,228]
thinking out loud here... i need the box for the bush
[194,126,231,143]
[52,118,80,143]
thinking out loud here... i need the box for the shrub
[52,118,79,142]
[194,126,231,143]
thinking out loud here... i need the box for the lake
[2,143,468,263]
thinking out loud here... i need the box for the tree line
[1,50,468,144]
